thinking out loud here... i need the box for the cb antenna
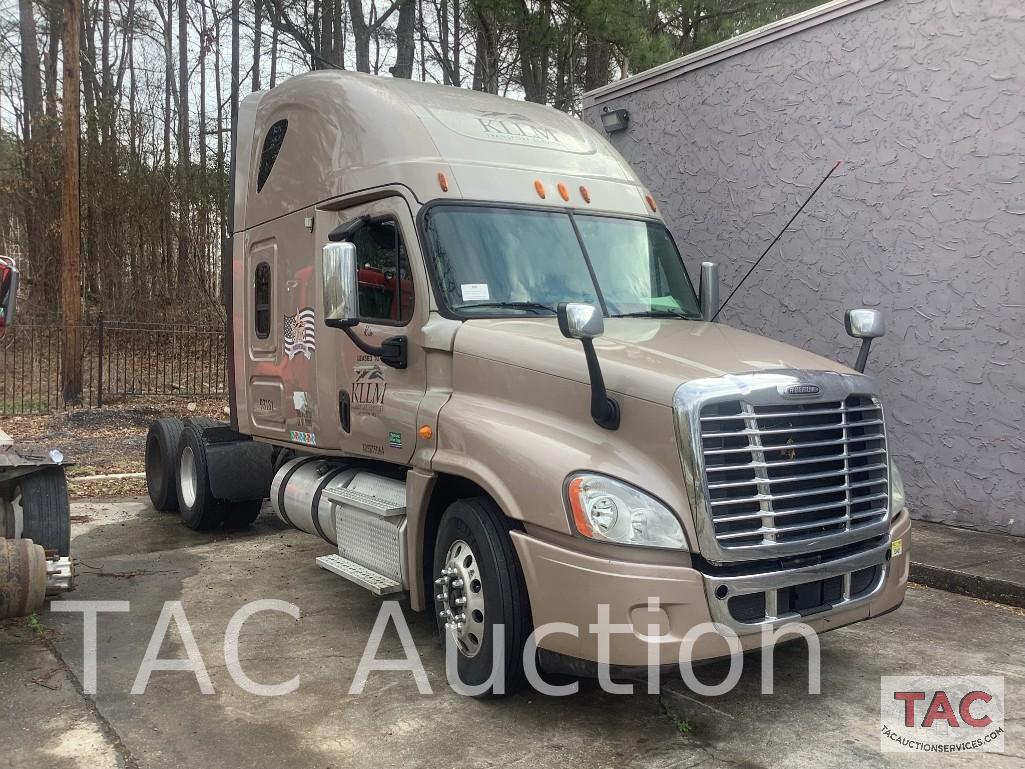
[711,160,842,322]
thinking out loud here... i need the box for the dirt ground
[3,399,228,498]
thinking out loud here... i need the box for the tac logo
[880,676,1004,753]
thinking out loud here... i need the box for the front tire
[175,421,225,530]
[14,467,71,556]
[433,497,531,697]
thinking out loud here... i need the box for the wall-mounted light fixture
[600,107,629,134]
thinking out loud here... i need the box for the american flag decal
[283,307,317,360]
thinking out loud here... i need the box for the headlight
[890,462,906,517]
[565,474,686,549]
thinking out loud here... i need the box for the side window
[351,219,414,324]
[257,119,288,192]
[254,262,271,338]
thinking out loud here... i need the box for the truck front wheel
[432,497,531,696]
[175,422,225,530]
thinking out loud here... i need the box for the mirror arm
[327,321,407,370]
[854,338,872,373]
[581,338,620,430]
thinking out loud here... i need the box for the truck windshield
[423,205,701,318]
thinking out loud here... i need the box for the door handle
[338,390,351,433]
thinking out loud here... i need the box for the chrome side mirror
[844,308,885,372]
[557,302,604,340]
[322,242,358,328]
[699,261,719,322]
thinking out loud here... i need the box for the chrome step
[323,487,406,518]
[316,554,403,595]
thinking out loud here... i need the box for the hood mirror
[844,308,885,373]
[558,302,604,340]
[557,303,618,430]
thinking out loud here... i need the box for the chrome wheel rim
[179,446,197,508]
[435,539,486,658]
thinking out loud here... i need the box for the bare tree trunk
[178,0,190,291]
[390,0,414,78]
[61,0,83,403]
[252,0,262,90]
[269,17,278,86]
[470,1,499,93]
[18,0,48,312]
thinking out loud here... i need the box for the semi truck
[0,255,75,619]
[144,71,910,693]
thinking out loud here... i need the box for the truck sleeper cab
[145,71,909,693]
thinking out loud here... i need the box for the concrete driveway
[2,500,1022,769]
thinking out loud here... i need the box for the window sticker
[460,283,490,301]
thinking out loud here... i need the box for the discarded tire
[0,538,47,620]
[145,417,185,511]
[15,467,71,556]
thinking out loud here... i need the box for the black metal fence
[1,316,226,415]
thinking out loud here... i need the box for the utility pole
[60,0,83,404]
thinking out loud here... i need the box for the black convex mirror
[844,308,885,373]
[557,302,619,430]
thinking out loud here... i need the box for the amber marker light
[566,477,594,538]
[534,179,546,199]
[418,425,433,441]
[579,185,591,204]
[437,172,449,192]
[557,182,570,201]
[645,194,657,213]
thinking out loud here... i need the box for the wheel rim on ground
[435,538,486,657]
[179,446,198,509]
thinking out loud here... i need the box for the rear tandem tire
[145,417,185,512]
[175,421,225,530]
[14,467,71,556]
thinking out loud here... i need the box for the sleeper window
[349,219,414,324]
[257,119,288,192]
[254,262,271,338]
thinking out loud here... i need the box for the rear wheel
[433,497,531,697]
[175,421,225,530]
[14,467,71,556]
[145,418,185,511]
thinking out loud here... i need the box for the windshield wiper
[611,309,695,319]
[464,301,557,315]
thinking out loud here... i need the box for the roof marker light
[534,180,546,199]
[438,172,449,192]
[557,183,570,202]
[579,186,591,204]
[645,194,657,213]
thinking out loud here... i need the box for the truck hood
[453,318,853,406]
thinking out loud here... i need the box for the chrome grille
[701,396,888,548]
[675,371,891,563]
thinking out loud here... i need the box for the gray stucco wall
[583,0,1025,536]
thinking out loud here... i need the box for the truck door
[323,197,428,464]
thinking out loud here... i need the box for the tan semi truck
[144,71,910,692]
